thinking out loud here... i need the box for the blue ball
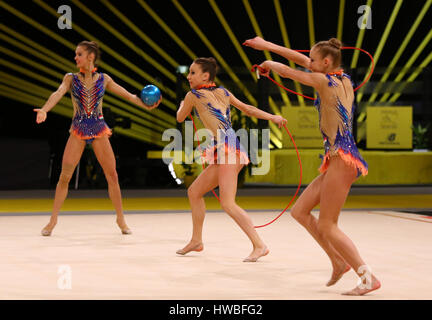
[140,85,161,106]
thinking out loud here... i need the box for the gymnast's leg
[41,134,85,236]
[176,164,220,255]
[92,135,131,234]
[317,156,381,295]
[290,173,350,286]
[218,161,268,262]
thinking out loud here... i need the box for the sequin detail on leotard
[70,73,111,143]
[315,72,368,177]
[190,86,249,165]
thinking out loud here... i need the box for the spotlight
[176,65,188,74]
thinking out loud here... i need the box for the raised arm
[258,61,325,90]
[176,91,194,123]
[105,74,161,110]
[228,91,287,128]
[34,73,72,124]
[243,36,311,69]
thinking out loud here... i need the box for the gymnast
[244,36,381,295]
[34,41,161,236]
[176,57,287,262]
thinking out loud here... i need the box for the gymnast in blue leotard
[244,36,380,295]
[69,71,111,144]
[176,57,286,262]
[314,70,368,177]
[34,41,161,237]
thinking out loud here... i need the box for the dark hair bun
[328,38,342,50]
[209,57,219,72]
[90,41,99,49]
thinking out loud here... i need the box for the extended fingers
[242,36,263,48]
[242,38,254,46]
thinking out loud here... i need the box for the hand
[145,95,162,110]
[271,115,287,128]
[257,61,271,77]
[33,108,47,124]
[243,36,268,50]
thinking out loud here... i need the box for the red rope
[188,115,302,229]
[187,46,374,228]
[254,123,302,228]
[251,47,375,99]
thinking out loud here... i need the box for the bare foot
[342,277,381,296]
[41,217,57,236]
[116,218,132,235]
[326,260,351,287]
[243,246,269,262]
[176,241,204,255]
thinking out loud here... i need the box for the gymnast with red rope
[176,57,287,262]
[243,36,381,295]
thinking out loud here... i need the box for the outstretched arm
[229,92,287,128]
[258,61,325,89]
[34,73,72,124]
[176,92,194,123]
[105,74,161,110]
[243,36,311,69]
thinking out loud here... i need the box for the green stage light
[1,0,178,128]
[368,0,432,103]
[243,0,292,108]
[380,30,432,102]
[306,0,315,48]
[0,40,169,146]
[357,0,403,103]
[137,1,248,105]
[0,45,65,79]
[380,28,432,102]
[5,0,355,148]
[34,0,178,104]
[208,0,283,141]
[0,43,174,130]
[70,0,176,83]
[337,0,345,41]
[172,0,282,147]
[172,0,257,106]
[0,83,73,118]
[137,0,282,146]
[274,0,305,107]
[0,83,166,146]
[350,0,373,69]
[209,0,256,81]
[138,0,197,60]
[389,51,432,103]
[101,0,180,71]
[140,0,281,147]
[0,71,168,138]
[0,24,76,69]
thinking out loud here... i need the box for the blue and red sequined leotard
[314,71,368,177]
[188,85,249,165]
[69,72,111,143]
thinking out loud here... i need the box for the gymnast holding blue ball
[34,40,162,237]
[140,84,162,107]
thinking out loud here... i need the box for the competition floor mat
[0,188,430,299]
[0,210,430,299]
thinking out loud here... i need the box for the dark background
[1,0,431,189]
